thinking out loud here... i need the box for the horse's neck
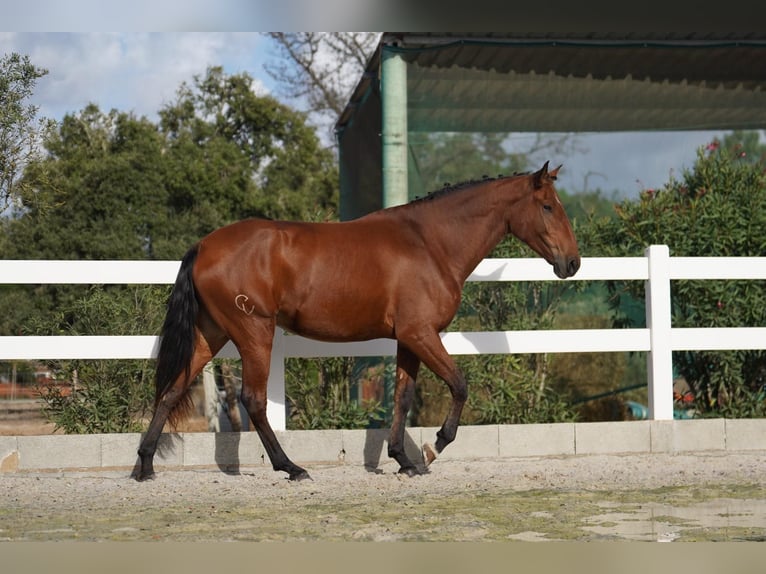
[411,180,524,283]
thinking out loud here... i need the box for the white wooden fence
[2,244,766,430]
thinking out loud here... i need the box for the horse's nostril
[568,257,580,276]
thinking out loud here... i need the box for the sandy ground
[2,450,765,542]
[2,403,766,541]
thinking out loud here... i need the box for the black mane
[409,171,530,204]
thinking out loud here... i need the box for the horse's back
[197,214,417,267]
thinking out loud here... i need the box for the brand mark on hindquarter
[235,294,255,315]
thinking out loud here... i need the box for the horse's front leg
[422,364,468,467]
[400,331,467,468]
[387,344,421,476]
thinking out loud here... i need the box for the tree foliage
[0,53,55,212]
[35,286,166,433]
[159,66,338,224]
[409,132,579,200]
[583,134,766,417]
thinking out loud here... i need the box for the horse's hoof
[398,466,421,477]
[422,442,438,467]
[289,470,312,482]
[133,471,155,482]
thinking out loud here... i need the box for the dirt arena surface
[2,450,765,542]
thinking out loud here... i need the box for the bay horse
[135,161,580,481]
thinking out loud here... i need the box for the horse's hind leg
[135,322,226,481]
[388,344,421,476]
[237,322,311,481]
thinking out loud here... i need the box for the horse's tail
[154,244,200,426]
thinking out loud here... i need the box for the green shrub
[35,285,166,433]
[584,137,766,417]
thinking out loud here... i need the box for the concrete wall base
[2,418,764,473]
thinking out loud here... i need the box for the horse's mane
[409,171,531,204]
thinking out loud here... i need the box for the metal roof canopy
[335,33,766,220]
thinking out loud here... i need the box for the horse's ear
[549,164,563,180]
[533,161,550,189]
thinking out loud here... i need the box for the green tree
[558,187,623,223]
[0,53,54,340]
[12,106,170,260]
[2,106,176,344]
[583,134,766,417]
[159,66,338,225]
[0,53,55,212]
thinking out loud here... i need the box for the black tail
[154,245,200,424]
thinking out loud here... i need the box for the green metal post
[381,48,408,209]
[380,48,408,422]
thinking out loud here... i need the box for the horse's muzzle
[553,255,581,279]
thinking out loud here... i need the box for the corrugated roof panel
[337,34,766,134]
[406,62,766,132]
[399,42,766,87]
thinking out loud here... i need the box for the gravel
[2,451,765,541]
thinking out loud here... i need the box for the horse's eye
[543,204,553,212]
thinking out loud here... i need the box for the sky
[0,32,744,199]
[0,33,273,122]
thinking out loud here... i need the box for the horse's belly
[276,302,393,343]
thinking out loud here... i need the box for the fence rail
[2,245,766,430]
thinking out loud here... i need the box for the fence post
[267,327,287,431]
[645,245,674,420]
[202,363,220,432]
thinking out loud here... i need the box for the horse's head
[510,161,581,279]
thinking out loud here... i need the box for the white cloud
[1,33,268,121]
